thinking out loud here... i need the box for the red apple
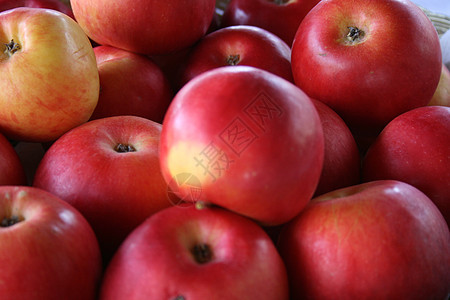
[0,7,99,142]
[160,66,324,226]
[33,115,171,261]
[362,106,450,225]
[178,25,294,89]
[70,0,216,55]
[428,63,450,107]
[0,133,26,186]
[90,45,173,123]
[278,180,450,299]
[291,0,442,136]
[0,0,74,18]
[147,5,224,95]
[99,204,289,299]
[312,99,361,196]
[0,185,102,299]
[221,0,321,46]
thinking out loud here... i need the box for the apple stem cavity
[195,201,208,210]
[4,39,21,56]
[191,243,213,264]
[273,0,290,4]
[346,26,365,43]
[226,54,240,66]
[1,215,22,227]
[114,143,137,153]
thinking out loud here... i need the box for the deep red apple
[221,0,321,46]
[99,204,289,299]
[33,115,171,261]
[160,66,324,226]
[89,45,173,123]
[291,0,442,136]
[0,185,102,299]
[178,25,293,89]
[312,99,361,196]
[278,180,450,299]
[0,133,26,186]
[362,106,450,225]
[0,0,74,18]
[70,0,216,55]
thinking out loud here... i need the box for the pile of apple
[0,0,449,299]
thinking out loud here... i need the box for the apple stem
[226,54,240,66]
[114,143,137,153]
[1,215,22,227]
[346,27,365,43]
[191,243,213,264]
[4,39,21,56]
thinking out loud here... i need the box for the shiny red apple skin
[70,0,216,55]
[0,7,99,142]
[428,63,450,107]
[312,99,361,197]
[362,106,450,225]
[99,205,289,300]
[148,8,224,94]
[179,25,294,88]
[33,116,171,261]
[160,66,324,226]
[90,45,173,123]
[0,133,26,185]
[278,180,450,299]
[291,0,442,136]
[0,0,74,18]
[0,186,102,299]
[221,0,321,46]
